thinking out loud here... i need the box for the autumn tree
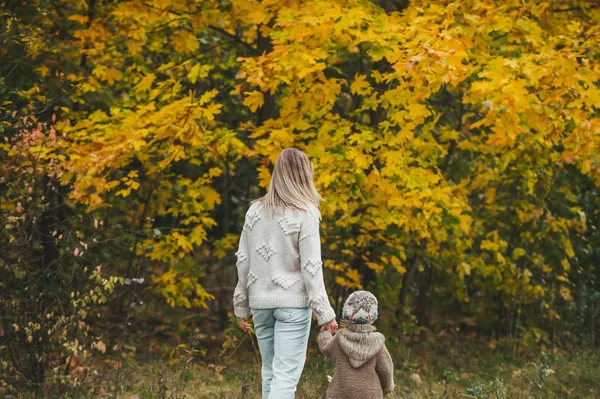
[1,0,599,391]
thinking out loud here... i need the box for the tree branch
[208,25,258,55]
[551,5,600,12]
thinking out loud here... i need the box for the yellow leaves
[390,255,406,274]
[103,69,121,85]
[512,247,526,260]
[335,268,362,289]
[213,234,238,260]
[366,262,384,273]
[200,102,223,122]
[116,171,140,197]
[202,188,221,208]
[480,240,499,251]
[406,103,431,125]
[257,164,271,189]
[188,64,212,84]
[247,7,272,25]
[89,109,109,123]
[92,65,122,85]
[68,14,89,25]
[349,147,371,170]
[562,236,575,258]
[10,0,597,328]
[458,262,472,278]
[171,30,199,54]
[559,286,573,302]
[134,74,156,93]
[152,269,215,309]
[199,89,219,106]
[350,74,371,96]
[581,159,591,175]
[190,223,212,246]
[208,167,223,178]
[243,91,264,112]
[522,268,532,284]
[532,285,544,298]
[316,172,337,189]
[172,232,193,254]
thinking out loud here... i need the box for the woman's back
[233,201,335,325]
[232,147,338,398]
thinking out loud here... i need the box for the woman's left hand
[237,317,252,333]
[321,319,338,334]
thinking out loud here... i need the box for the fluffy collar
[337,324,385,368]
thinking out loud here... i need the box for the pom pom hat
[342,290,379,324]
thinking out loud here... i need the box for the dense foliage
[1,0,599,393]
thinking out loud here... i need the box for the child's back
[318,324,394,398]
[318,291,394,398]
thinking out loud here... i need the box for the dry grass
[14,334,599,398]
[112,342,600,399]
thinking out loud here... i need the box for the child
[318,291,395,398]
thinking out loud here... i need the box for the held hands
[320,319,339,335]
[237,317,252,333]
[238,315,338,335]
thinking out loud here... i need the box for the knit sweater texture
[232,201,336,325]
[318,324,395,398]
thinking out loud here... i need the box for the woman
[233,148,338,398]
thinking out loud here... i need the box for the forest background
[1,0,599,397]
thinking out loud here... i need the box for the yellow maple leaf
[458,262,471,278]
[103,68,121,85]
[135,74,156,92]
[350,74,371,96]
[171,31,199,54]
[188,64,212,84]
[243,91,264,112]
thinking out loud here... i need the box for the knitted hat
[342,290,378,324]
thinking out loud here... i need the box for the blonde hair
[259,148,323,213]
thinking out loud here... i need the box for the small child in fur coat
[318,291,395,399]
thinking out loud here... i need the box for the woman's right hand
[322,319,338,335]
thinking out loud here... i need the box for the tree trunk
[415,263,435,328]
[256,23,277,125]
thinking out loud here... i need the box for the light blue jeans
[251,307,312,399]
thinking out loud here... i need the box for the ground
[112,333,599,399]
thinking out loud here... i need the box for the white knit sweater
[232,201,336,325]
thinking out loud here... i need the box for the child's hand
[322,319,338,334]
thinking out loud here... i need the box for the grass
[13,330,599,398]
[109,335,600,399]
